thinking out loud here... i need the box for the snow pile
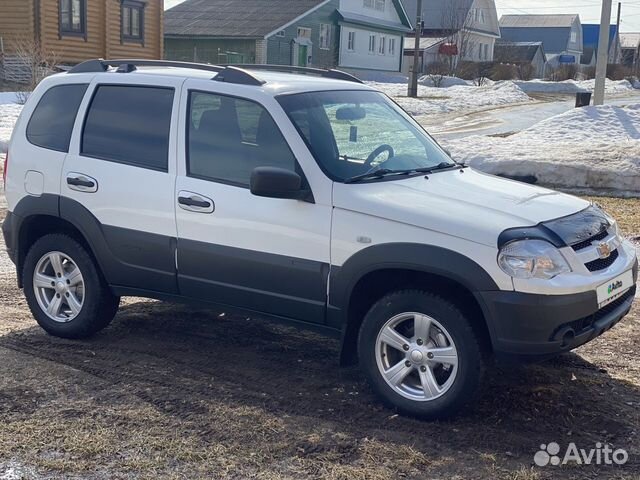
[0,92,21,105]
[0,104,23,153]
[445,104,640,194]
[368,81,531,116]
[515,79,634,95]
[418,75,469,88]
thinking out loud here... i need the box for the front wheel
[23,234,120,339]
[358,290,484,420]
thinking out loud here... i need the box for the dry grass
[0,197,638,479]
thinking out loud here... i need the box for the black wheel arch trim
[329,243,501,363]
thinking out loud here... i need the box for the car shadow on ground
[1,298,638,477]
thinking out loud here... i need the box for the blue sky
[164,0,640,32]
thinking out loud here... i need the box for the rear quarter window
[81,85,174,171]
[26,84,89,152]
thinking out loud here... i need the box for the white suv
[2,60,637,419]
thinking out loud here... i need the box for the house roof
[499,14,580,54]
[582,24,617,48]
[494,41,544,63]
[403,36,446,51]
[620,33,640,49]
[499,14,578,28]
[164,0,330,38]
[402,0,474,31]
[337,10,412,33]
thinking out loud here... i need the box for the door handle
[177,191,215,213]
[179,196,210,208]
[66,173,98,193]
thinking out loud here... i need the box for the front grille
[571,229,609,251]
[551,286,636,340]
[585,249,619,272]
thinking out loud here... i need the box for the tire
[358,290,484,420]
[23,234,120,339]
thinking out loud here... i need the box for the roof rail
[227,64,364,84]
[68,58,226,74]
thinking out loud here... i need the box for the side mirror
[250,167,307,200]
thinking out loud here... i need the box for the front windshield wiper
[344,162,463,184]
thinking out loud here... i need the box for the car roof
[61,62,375,96]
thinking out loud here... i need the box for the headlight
[498,240,571,279]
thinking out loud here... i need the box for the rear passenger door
[62,76,183,294]
[174,81,333,324]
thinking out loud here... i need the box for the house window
[389,38,396,55]
[378,36,386,55]
[369,35,376,53]
[319,24,331,50]
[364,0,385,11]
[276,30,286,38]
[297,27,312,39]
[122,1,144,42]
[484,44,489,60]
[59,0,86,36]
[570,31,577,43]
[347,31,356,51]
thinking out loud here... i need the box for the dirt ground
[0,197,638,480]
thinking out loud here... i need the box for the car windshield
[277,90,455,183]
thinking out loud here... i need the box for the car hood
[332,168,590,247]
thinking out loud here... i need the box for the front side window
[27,84,88,152]
[369,35,376,53]
[297,27,312,39]
[570,30,577,43]
[60,0,86,36]
[82,85,174,171]
[122,1,144,41]
[278,90,454,183]
[389,38,396,55]
[187,92,298,187]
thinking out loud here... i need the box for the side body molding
[9,194,178,294]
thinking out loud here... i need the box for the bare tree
[439,1,477,76]
[10,36,60,102]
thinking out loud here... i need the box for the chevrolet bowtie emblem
[597,242,612,259]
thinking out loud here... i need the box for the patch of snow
[0,92,20,105]
[368,81,531,116]
[444,104,640,194]
[418,75,470,88]
[0,104,23,153]
[514,79,634,95]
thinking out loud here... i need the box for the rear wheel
[23,234,120,339]
[358,290,484,419]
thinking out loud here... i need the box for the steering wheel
[365,144,395,167]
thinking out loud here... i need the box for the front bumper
[478,258,638,361]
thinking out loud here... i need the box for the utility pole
[408,0,423,98]
[615,2,622,63]
[594,0,613,105]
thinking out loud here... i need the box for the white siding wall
[340,0,403,23]
[461,32,496,61]
[339,26,402,70]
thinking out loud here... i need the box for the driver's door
[175,81,333,324]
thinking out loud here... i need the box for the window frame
[26,83,89,153]
[368,35,376,54]
[319,24,331,50]
[80,83,175,172]
[185,89,306,190]
[378,36,386,55]
[121,0,145,44]
[389,38,396,56]
[347,31,356,51]
[59,0,87,39]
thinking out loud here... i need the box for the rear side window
[26,84,88,152]
[82,85,174,171]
